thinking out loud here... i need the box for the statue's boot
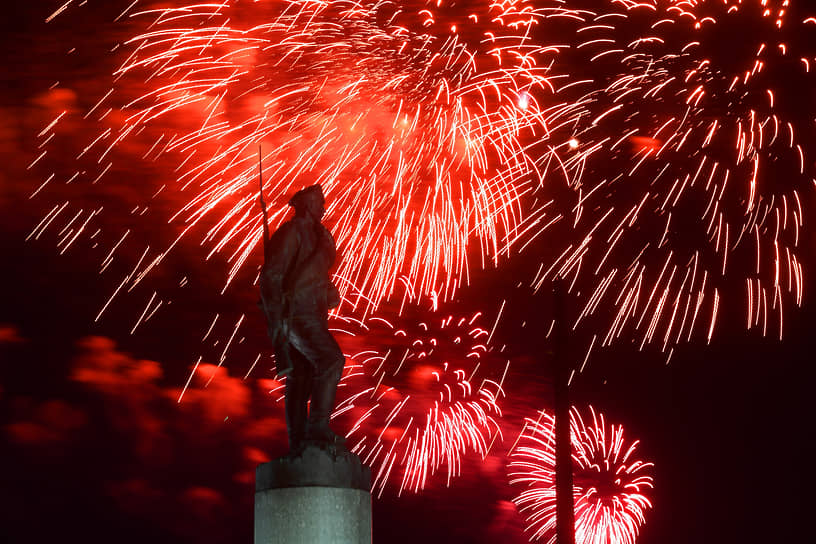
[306,368,345,449]
[285,375,309,455]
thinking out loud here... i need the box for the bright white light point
[568,138,579,149]
[517,92,529,110]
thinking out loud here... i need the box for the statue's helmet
[288,184,325,212]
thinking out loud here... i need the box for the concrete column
[255,446,372,544]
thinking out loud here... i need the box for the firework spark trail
[333,302,508,495]
[37,0,559,317]
[520,0,815,353]
[257,298,507,495]
[509,406,654,544]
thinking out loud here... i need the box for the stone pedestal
[255,446,372,544]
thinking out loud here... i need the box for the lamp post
[552,280,576,544]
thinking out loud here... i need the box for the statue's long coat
[259,214,342,376]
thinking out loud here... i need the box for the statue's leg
[288,315,346,447]
[306,360,343,446]
[284,348,312,455]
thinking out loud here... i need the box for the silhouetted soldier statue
[258,182,345,456]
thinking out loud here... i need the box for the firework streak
[509,406,654,544]
[523,0,815,353]
[37,0,558,313]
[337,306,507,495]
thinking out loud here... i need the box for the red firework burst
[509,406,654,544]
[521,0,815,354]
[35,0,557,315]
[328,301,508,495]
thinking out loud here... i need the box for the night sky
[2,2,815,543]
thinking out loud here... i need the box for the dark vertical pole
[552,279,575,544]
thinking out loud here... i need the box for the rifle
[256,147,293,376]
[257,145,270,255]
